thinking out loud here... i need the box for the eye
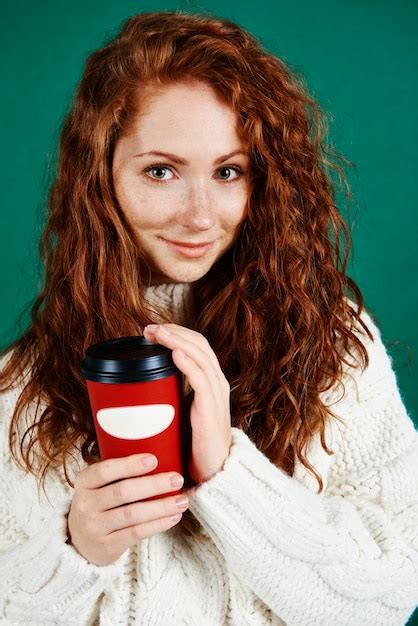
[217,166,244,182]
[142,163,245,184]
[144,164,174,183]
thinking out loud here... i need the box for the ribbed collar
[143,281,195,327]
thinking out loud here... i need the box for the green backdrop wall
[1,1,417,621]
[3,0,416,420]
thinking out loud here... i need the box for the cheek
[223,198,248,231]
[116,181,177,228]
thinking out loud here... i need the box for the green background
[1,1,417,622]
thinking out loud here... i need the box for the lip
[162,238,215,258]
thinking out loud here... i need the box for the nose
[176,182,216,231]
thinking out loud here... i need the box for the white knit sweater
[1,283,417,625]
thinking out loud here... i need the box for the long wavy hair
[0,10,373,538]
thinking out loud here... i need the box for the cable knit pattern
[1,284,417,625]
[142,281,196,328]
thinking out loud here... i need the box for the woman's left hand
[143,323,232,496]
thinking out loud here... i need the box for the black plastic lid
[80,335,179,383]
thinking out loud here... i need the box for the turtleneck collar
[143,281,195,328]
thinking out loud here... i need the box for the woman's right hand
[66,453,189,566]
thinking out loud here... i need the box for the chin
[151,265,211,285]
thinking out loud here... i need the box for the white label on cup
[96,404,175,440]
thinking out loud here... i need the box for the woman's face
[112,81,249,285]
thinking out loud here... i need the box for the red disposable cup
[80,335,191,500]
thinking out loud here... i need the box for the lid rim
[80,366,179,384]
[80,335,177,381]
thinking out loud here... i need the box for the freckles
[118,180,168,228]
[134,204,177,230]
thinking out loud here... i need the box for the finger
[171,348,221,413]
[166,327,230,393]
[96,471,185,511]
[152,326,225,388]
[77,453,159,490]
[144,324,222,378]
[103,513,184,560]
[101,493,189,534]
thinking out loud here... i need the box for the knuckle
[111,480,126,502]
[122,503,136,525]
[133,523,144,540]
[95,462,110,485]
[76,495,89,516]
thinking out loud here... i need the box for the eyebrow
[133,149,248,165]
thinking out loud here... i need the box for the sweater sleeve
[188,310,418,626]
[0,381,128,624]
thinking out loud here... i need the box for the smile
[161,238,215,258]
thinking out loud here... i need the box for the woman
[1,10,417,625]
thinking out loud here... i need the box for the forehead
[128,81,242,140]
[112,81,249,169]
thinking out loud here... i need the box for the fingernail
[145,324,158,332]
[142,455,157,467]
[175,496,189,510]
[170,474,184,488]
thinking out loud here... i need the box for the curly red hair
[0,10,373,538]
